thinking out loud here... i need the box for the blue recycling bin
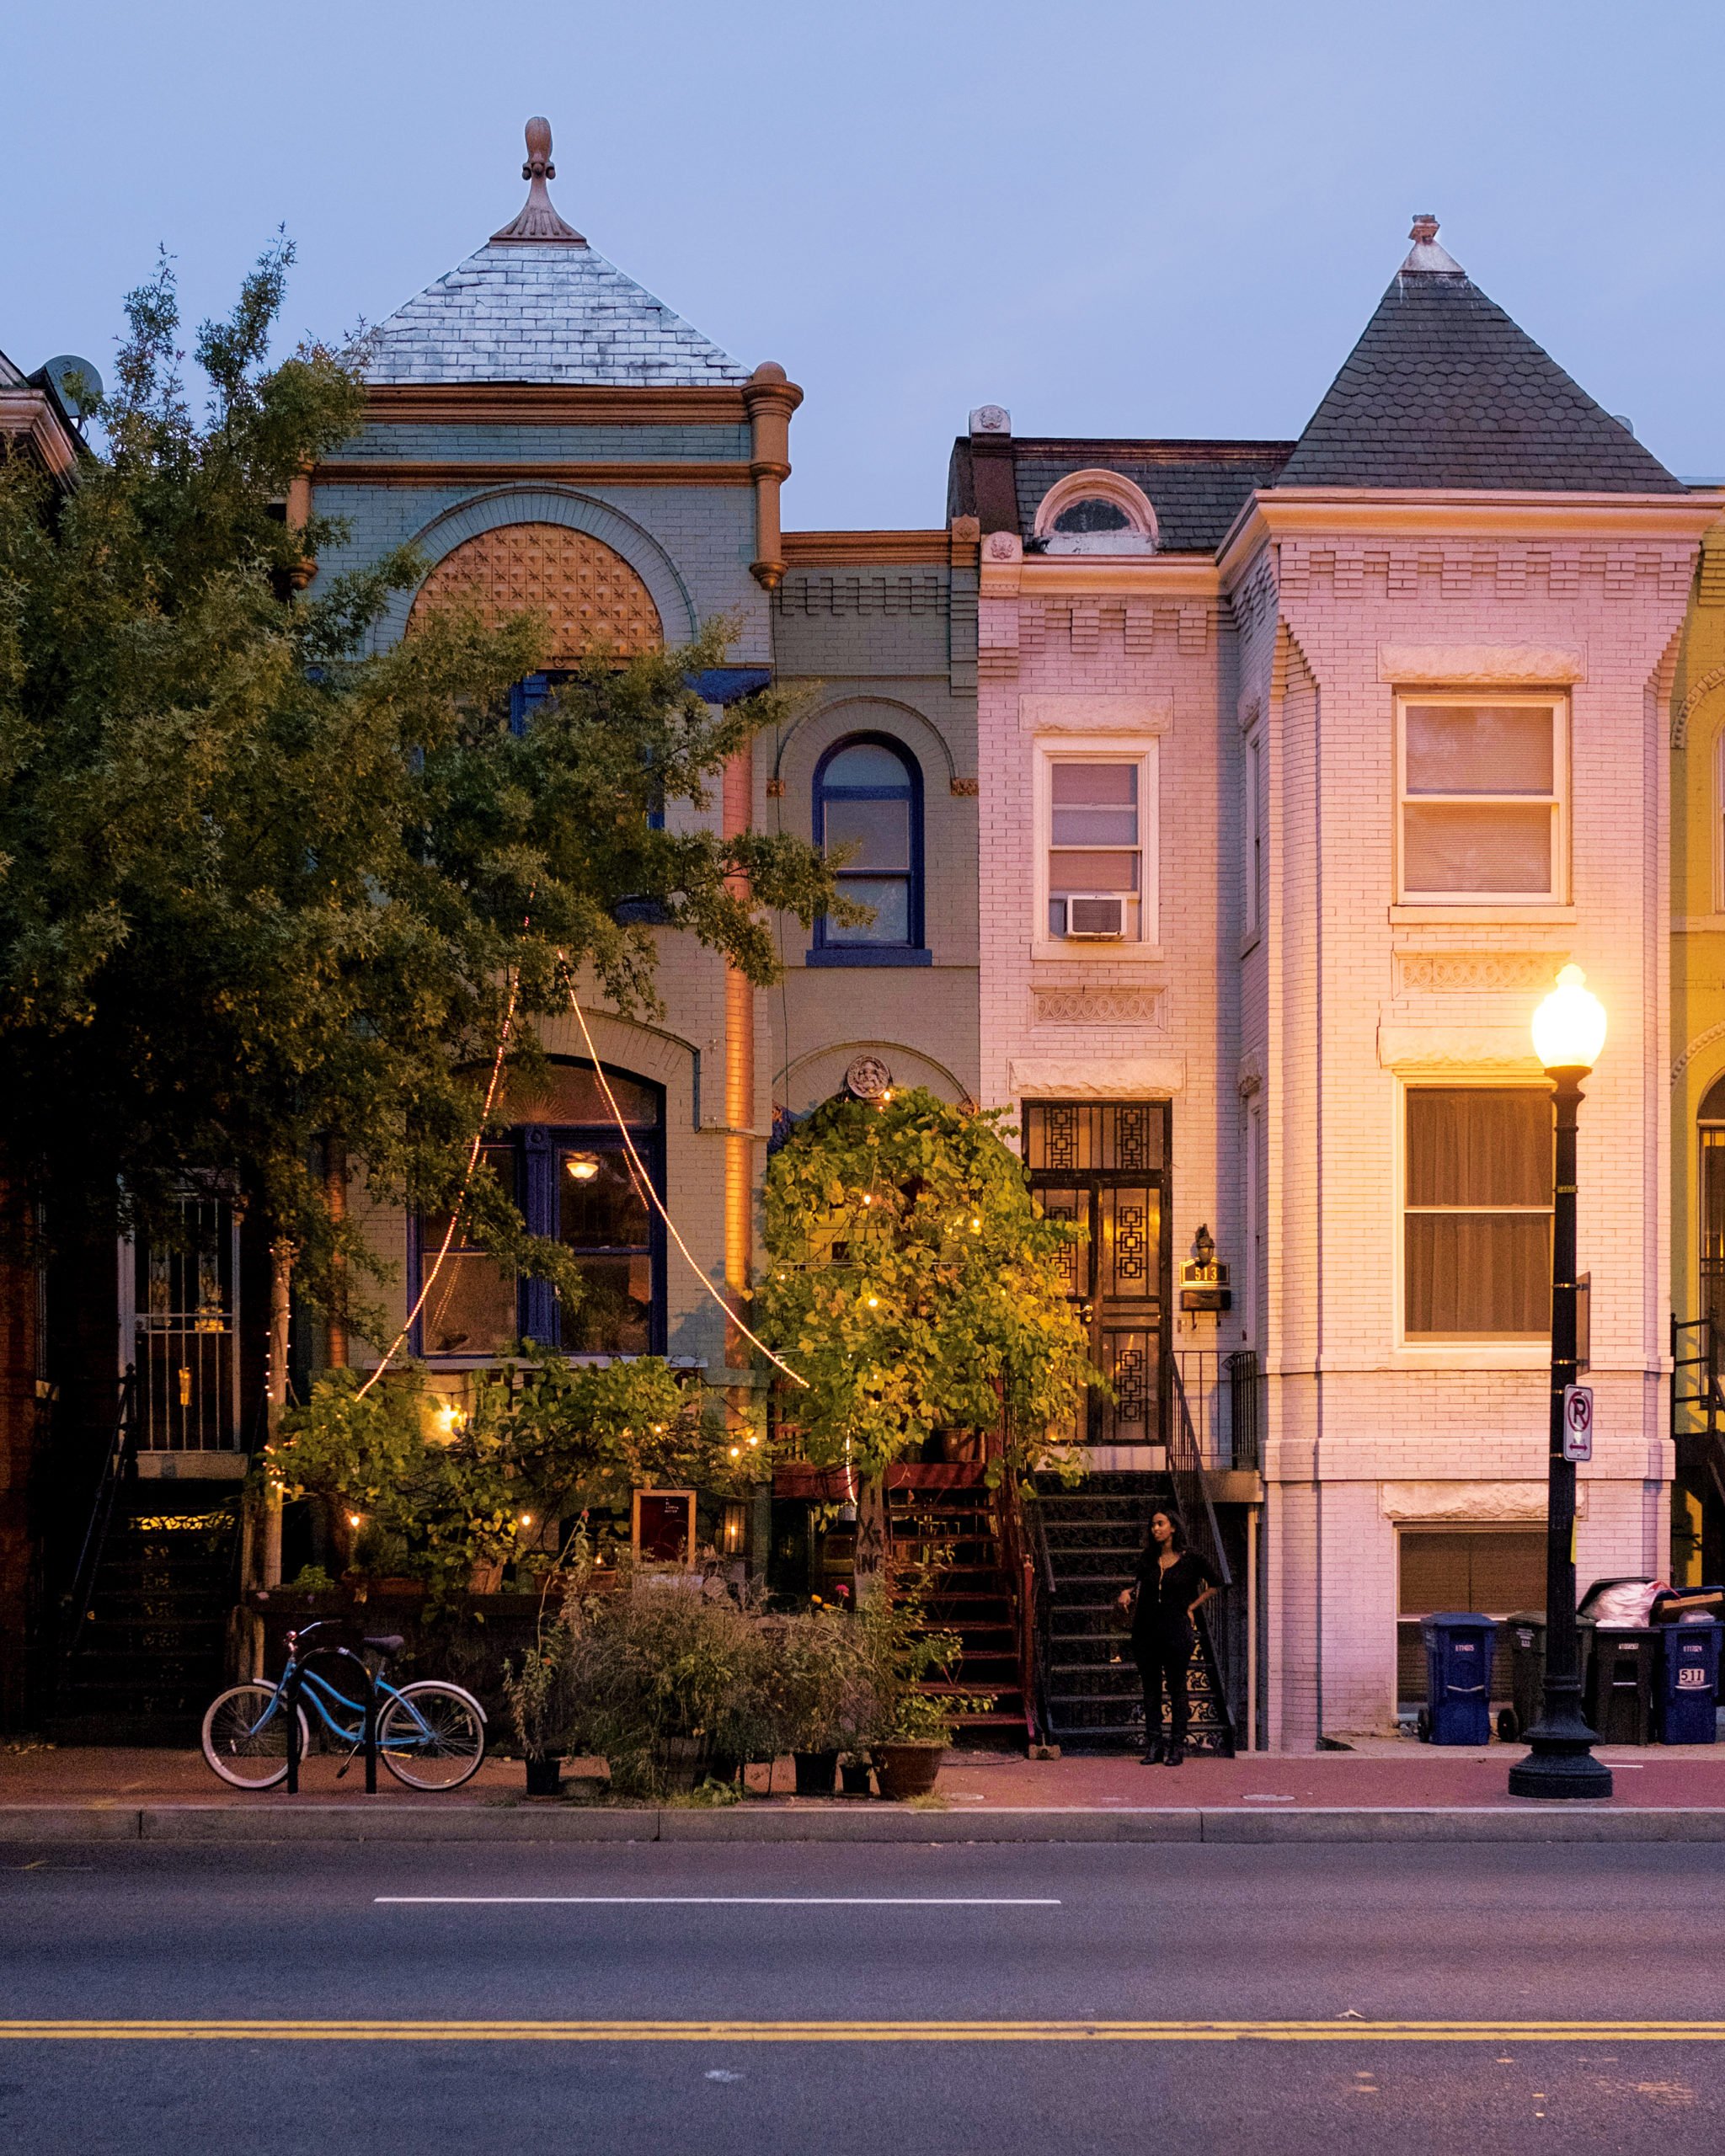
[1419,1611,1497,1745]
[1658,1620,1722,1745]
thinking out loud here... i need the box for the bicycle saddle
[363,1634,404,1658]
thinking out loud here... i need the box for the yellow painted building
[1671,519,1725,1583]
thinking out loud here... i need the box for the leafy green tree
[756,1087,1098,1496]
[0,243,840,1383]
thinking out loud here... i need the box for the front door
[127,1192,241,1452]
[1024,1101,1172,1447]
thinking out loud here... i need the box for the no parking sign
[1562,1384,1594,1463]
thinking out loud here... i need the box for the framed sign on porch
[632,1488,697,1568]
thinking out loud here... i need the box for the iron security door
[1025,1102,1172,1446]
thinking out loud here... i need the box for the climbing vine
[756,1087,1099,1484]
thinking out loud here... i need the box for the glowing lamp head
[564,1153,601,1183]
[1531,964,1607,1074]
[519,1513,533,1529]
[346,1512,363,1529]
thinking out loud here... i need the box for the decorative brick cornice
[360,383,750,425]
[1219,486,1723,584]
[782,531,953,567]
[314,460,752,488]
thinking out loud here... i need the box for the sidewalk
[8,1742,1725,1842]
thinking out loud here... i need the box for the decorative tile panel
[409,522,662,662]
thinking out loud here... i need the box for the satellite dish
[40,355,104,421]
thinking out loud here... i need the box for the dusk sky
[5,0,1722,526]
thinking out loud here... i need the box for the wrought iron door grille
[131,1197,239,1451]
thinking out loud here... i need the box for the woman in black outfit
[1115,1507,1218,1766]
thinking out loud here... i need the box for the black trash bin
[1658,1619,1723,1745]
[1496,1609,1601,1741]
[1585,1627,1657,1745]
[1418,1611,1496,1745]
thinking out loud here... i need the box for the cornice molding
[0,387,81,487]
[982,553,1222,600]
[360,382,749,424]
[782,530,953,567]
[313,460,752,488]
[1219,486,1725,583]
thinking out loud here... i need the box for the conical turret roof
[1277,217,1681,493]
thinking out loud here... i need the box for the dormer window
[1053,498,1132,537]
[1033,470,1158,556]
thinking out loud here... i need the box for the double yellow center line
[1,2020,1721,2044]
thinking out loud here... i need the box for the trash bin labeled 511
[1418,1611,1497,1745]
[1658,1619,1722,1746]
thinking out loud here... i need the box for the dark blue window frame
[809,733,931,968]
[410,1061,668,1362]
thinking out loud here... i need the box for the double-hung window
[1045,756,1149,942]
[1397,696,1567,903]
[415,1061,665,1362]
[1403,1087,1551,1338]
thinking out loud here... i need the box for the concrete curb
[7,1801,1725,1845]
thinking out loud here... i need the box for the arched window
[414,1058,665,1362]
[1701,1075,1725,1337]
[1032,469,1157,556]
[811,736,927,963]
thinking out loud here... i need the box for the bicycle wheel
[377,1681,487,1790]
[200,1684,312,1790]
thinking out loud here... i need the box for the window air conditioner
[1065,894,1126,939]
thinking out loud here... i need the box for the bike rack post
[280,1640,378,1796]
[283,1653,304,1796]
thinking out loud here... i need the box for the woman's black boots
[1140,1733,1166,1765]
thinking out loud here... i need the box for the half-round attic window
[1052,498,1132,535]
[1033,470,1157,556]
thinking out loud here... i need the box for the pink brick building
[959,221,1720,1745]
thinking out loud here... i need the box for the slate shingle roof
[1012,443,1295,551]
[1278,264,1682,494]
[947,438,1294,552]
[366,240,747,388]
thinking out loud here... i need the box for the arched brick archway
[408,522,662,664]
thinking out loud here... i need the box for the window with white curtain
[1404,1087,1551,1337]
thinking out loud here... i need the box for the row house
[9,131,1721,1748]
[962,219,1717,1742]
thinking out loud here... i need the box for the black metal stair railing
[1164,1353,1236,1755]
[60,1366,139,1667]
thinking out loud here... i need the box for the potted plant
[778,1608,862,1797]
[873,1690,953,1801]
[852,1565,991,1802]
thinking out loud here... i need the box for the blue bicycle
[200,1621,488,1791]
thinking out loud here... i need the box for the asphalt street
[3,1836,1725,2153]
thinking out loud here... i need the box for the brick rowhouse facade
[9,155,1724,1748]
[964,220,1720,1742]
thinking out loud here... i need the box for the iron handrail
[1164,1351,1236,1743]
[1023,1492,1058,1745]
[61,1365,138,1665]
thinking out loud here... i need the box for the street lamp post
[1508,965,1612,1801]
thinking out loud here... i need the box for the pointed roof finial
[491,116,585,244]
[1401,212,1465,277]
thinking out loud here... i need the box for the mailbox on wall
[1179,1224,1231,1313]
